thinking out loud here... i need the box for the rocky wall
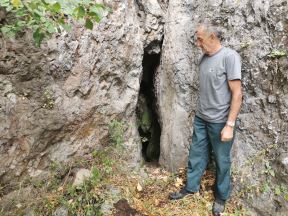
[156,0,288,214]
[0,0,287,214]
[0,0,153,188]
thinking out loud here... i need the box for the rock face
[0,0,167,187]
[156,0,196,171]
[0,0,287,214]
[156,0,288,214]
[0,1,147,185]
[72,169,91,186]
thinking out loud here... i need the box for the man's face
[195,26,214,54]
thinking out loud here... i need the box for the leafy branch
[0,0,111,46]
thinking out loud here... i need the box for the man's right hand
[221,125,233,142]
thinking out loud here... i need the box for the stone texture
[156,0,288,214]
[100,186,121,215]
[73,168,91,186]
[156,0,196,171]
[0,186,36,214]
[0,0,287,215]
[0,0,148,186]
[53,206,68,216]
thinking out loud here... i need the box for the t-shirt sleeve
[225,51,241,80]
[198,54,205,65]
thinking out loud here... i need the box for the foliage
[31,151,114,215]
[108,120,126,147]
[140,110,152,131]
[2,149,251,215]
[267,50,287,58]
[0,0,111,46]
[62,174,103,216]
[42,89,54,109]
[240,41,250,49]
[234,143,288,206]
[92,150,114,175]
[56,153,115,215]
[263,161,275,177]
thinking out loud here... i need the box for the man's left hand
[221,125,234,142]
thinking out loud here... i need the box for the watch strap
[226,121,235,127]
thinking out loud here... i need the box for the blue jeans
[185,116,234,200]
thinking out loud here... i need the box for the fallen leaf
[175,177,183,188]
[153,168,160,174]
[154,199,159,206]
[137,183,143,192]
[178,167,186,173]
[16,203,22,208]
[160,176,168,182]
[12,0,21,8]
[57,186,64,192]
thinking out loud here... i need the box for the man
[169,23,242,216]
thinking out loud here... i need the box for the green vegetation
[108,119,126,147]
[240,41,250,49]
[0,119,251,215]
[42,89,54,109]
[263,161,275,177]
[59,168,104,216]
[267,50,287,58]
[92,149,114,175]
[0,152,250,215]
[140,110,152,131]
[0,0,111,46]
[30,150,115,215]
[234,143,288,204]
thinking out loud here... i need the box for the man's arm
[221,80,242,142]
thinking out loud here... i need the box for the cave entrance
[136,52,161,162]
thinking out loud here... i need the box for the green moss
[267,50,287,58]
[140,110,152,132]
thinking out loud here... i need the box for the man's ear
[210,32,217,39]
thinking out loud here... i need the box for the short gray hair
[197,21,224,41]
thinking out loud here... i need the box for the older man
[169,23,242,216]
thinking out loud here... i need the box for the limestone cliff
[0,0,287,214]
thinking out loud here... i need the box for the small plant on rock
[108,120,126,147]
[267,50,287,58]
[42,89,55,109]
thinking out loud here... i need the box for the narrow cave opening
[136,52,161,163]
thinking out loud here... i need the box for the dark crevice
[136,51,161,162]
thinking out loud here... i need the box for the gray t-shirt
[196,46,241,123]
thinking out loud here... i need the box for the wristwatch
[226,120,235,128]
